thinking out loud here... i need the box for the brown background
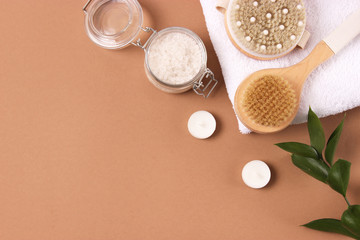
[1,1,359,239]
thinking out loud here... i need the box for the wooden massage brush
[234,8,360,133]
[217,0,310,60]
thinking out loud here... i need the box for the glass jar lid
[83,0,143,49]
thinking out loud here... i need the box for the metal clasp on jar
[131,27,157,50]
[83,0,92,13]
[193,68,218,98]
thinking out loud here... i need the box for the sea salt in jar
[83,0,217,97]
[145,27,214,94]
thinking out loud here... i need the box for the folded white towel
[200,0,360,134]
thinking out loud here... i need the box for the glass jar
[83,0,217,97]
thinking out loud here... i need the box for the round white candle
[242,160,271,189]
[188,111,216,139]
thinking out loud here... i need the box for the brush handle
[323,8,360,54]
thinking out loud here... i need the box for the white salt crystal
[148,32,202,85]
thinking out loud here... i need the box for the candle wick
[256,172,263,179]
[198,121,207,127]
[252,171,263,179]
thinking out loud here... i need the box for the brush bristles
[241,75,296,127]
[229,0,306,56]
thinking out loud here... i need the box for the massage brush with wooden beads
[217,0,310,60]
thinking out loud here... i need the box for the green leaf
[276,142,319,159]
[325,117,345,165]
[303,218,360,239]
[291,154,330,183]
[342,205,360,237]
[328,159,351,197]
[308,107,325,155]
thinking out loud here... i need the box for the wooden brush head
[227,0,306,59]
[234,41,335,133]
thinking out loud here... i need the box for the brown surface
[0,1,359,240]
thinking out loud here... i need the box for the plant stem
[345,197,351,207]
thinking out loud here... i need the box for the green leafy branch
[276,107,360,239]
